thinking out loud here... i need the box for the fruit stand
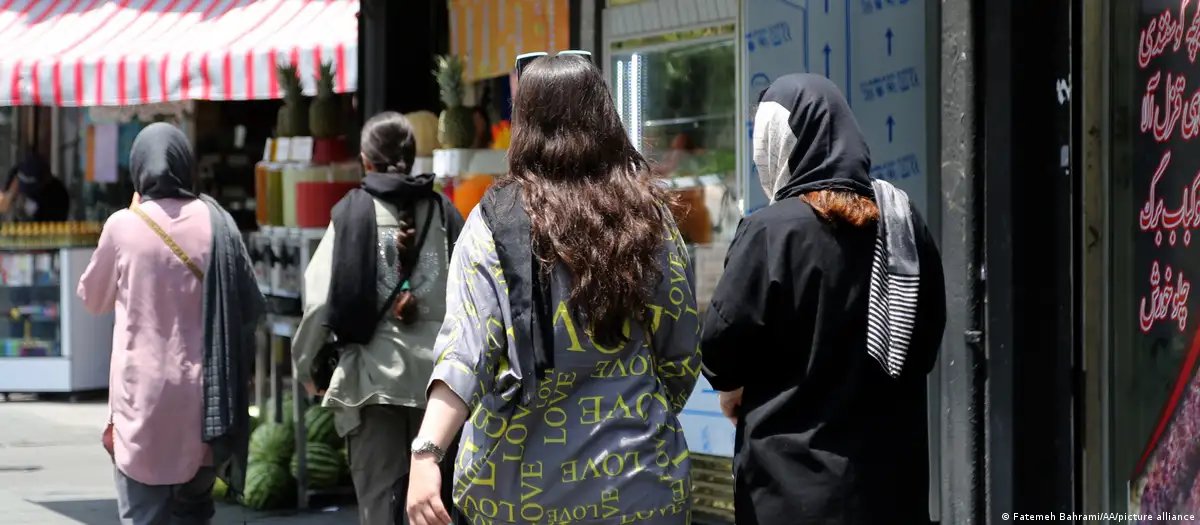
[0,223,115,399]
[237,59,358,512]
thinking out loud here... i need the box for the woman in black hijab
[700,74,947,525]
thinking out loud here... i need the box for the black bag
[310,200,437,392]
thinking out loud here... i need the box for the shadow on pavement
[34,499,357,524]
[36,498,119,524]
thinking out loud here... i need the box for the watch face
[411,440,442,461]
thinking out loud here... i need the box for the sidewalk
[0,396,358,524]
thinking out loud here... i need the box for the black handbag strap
[370,197,438,327]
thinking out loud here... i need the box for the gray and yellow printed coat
[430,209,702,525]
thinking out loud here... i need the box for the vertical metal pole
[271,334,282,425]
[360,0,388,118]
[939,0,986,522]
[255,324,267,419]
[49,107,60,177]
[292,334,308,510]
[1078,0,1113,514]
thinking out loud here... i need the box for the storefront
[357,0,1100,523]
[599,0,946,521]
[0,1,359,397]
[1097,0,1200,521]
[988,0,1200,521]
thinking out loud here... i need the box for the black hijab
[10,153,49,189]
[325,172,461,345]
[754,73,872,202]
[130,122,197,202]
[6,153,69,222]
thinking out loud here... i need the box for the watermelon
[212,477,228,501]
[242,462,292,510]
[249,422,294,465]
[290,442,344,489]
[303,405,340,448]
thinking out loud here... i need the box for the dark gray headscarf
[130,122,197,202]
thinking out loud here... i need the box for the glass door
[609,34,740,247]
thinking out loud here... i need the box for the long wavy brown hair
[505,54,673,346]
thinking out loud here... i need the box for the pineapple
[433,55,476,149]
[309,61,340,139]
[276,63,309,138]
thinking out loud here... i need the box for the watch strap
[411,439,446,463]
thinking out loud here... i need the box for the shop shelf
[432,148,507,178]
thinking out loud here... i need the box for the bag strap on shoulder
[130,204,204,281]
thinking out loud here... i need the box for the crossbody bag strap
[130,204,204,281]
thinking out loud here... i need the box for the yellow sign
[449,0,572,81]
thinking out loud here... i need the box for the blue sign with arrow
[823,43,831,78]
[886,28,893,56]
[886,115,895,143]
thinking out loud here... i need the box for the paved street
[0,396,358,525]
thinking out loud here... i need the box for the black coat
[701,199,944,525]
[700,74,947,525]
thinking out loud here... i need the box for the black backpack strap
[479,184,553,407]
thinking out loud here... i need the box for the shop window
[1109,0,1200,517]
[609,31,741,247]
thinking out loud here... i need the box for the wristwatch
[410,438,446,463]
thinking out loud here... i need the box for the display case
[608,22,740,525]
[0,245,115,398]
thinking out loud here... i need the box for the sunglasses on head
[514,50,593,81]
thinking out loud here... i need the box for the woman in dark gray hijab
[130,123,198,201]
[78,123,264,525]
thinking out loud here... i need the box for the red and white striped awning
[0,0,358,107]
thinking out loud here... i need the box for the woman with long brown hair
[700,74,947,525]
[404,54,700,525]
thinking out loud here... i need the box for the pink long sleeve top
[77,198,213,486]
